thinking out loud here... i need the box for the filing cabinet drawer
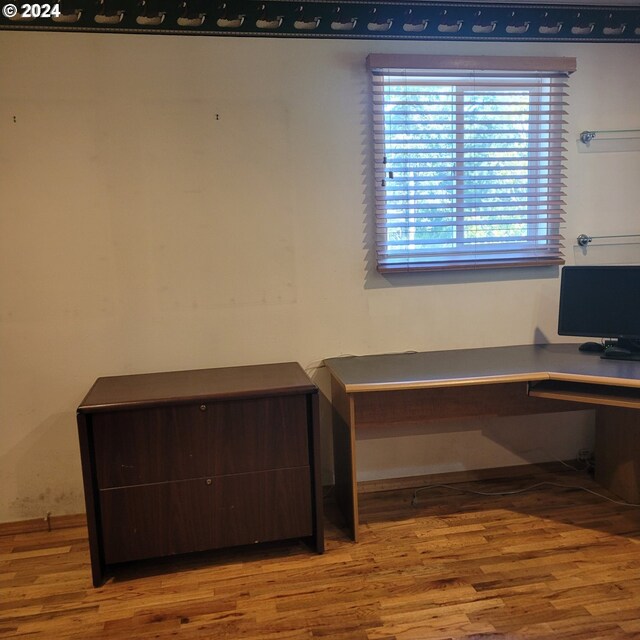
[100,467,313,564]
[92,395,310,488]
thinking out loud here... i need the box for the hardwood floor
[2,468,640,639]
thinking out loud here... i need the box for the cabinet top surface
[78,362,316,412]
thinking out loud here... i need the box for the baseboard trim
[0,513,87,537]
[358,461,578,495]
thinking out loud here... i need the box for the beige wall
[1,33,639,522]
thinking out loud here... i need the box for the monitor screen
[558,265,640,340]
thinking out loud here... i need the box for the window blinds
[368,55,576,273]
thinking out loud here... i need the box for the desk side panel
[308,392,324,553]
[595,406,640,504]
[330,377,359,541]
[76,412,105,587]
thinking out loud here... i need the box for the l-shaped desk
[325,343,640,541]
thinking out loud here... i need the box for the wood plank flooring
[2,469,640,639]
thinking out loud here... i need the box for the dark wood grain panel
[100,478,215,563]
[100,468,312,564]
[353,382,587,428]
[92,395,309,488]
[76,412,105,587]
[210,395,309,477]
[308,392,325,553]
[595,406,640,504]
[212,467,312,549]
[77,362,322,586]
[79,362,315,412]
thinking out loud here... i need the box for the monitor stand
[600,338,640,362]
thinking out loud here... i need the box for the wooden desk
[325,343,640,541]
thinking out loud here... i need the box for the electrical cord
[411,481,640,508]
[515,448,592,474]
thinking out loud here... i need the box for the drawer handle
[200,404,207,411]
[206,478,212,485]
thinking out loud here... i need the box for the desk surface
[325,343,640,393]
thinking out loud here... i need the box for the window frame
[368,54,576,274]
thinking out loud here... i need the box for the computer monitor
[558,265,640,359]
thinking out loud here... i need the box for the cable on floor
[411,481,640,508]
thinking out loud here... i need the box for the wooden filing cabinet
[77,362,323,587]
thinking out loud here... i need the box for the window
[368,54,576,273]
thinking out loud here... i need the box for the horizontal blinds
[370,57,572,273]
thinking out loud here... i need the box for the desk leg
[596,406,640,504]
[331,378,359,541]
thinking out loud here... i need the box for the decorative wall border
[2,0,640,42]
